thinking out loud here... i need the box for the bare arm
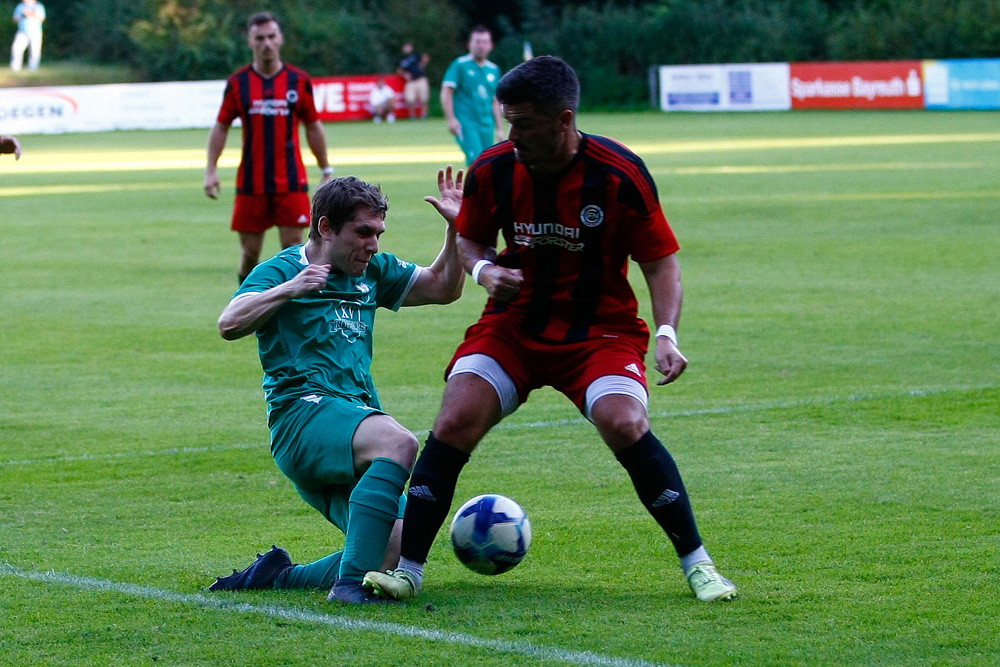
[204,122,230,199]
[218,264,331,340]
[441,85,462,139]
[639,253,687,386]
[402,167,466,306]
[304,120,333,184]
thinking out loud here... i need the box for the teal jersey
[443,55,502,129]
[234,245,419,411]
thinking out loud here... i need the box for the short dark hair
[469,24,491,38]
[247,12,280,31]
[309,177,389,241]
[496,55,580,117]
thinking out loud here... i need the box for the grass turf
[1,110,998,666]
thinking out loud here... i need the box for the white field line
[498,384,998,432]
[0,563,678,667]
[3,385,992,469]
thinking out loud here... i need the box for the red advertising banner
[789,61,924,109]
[312,74,409,121]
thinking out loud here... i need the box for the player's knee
[593,406,649,447]
[384,429,419,469]
[431,408,484,452]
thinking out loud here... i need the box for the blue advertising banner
[924,59,1000,110]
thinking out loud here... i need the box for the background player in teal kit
[210,168,465,604]
[441,25,504,166]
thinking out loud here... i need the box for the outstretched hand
[424,165,464,224]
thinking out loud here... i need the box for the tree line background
[4,0,999,108]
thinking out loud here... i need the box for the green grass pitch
[1,110,998,666]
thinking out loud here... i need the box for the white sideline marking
[2,385,994,469]
[0,563,678,667]
[494,384,998,433]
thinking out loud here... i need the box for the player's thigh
[404,81,418,104]
[478,126,497,151]
[456,122,485,164]
[414,78,430,104]
[432,372,503,451]
[448,318,534,412]
[435,322,533,447]
[270,396,379,490]
[351,413,418,471]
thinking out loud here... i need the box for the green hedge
[19,0,1000,109]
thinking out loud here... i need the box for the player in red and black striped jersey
[457,132,680,344]
[365,56,738,604]
[204,12,333,285]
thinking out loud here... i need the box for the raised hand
[424,165,464,225]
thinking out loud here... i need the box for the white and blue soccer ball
[450,494,532,575]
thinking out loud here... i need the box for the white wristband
[321,166,334,176]
[655,324,678,346]
[471,259,494,285]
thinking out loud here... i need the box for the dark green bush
[17,0,1000,107]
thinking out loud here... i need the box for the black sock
[399,433,470,564]
[615,431,703,557]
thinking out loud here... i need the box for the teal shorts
[456,118,497,166]
[268,395,406,533]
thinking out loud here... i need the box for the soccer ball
[450,494,532,575]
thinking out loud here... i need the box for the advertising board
[0,74,406,134]
[311,74,406,122]
[924,59,1000,110]
[789,61,924,109]
[0,80,224,135]
[659,63,791,111]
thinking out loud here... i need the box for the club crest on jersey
[286,89,299,104]
[329,303,368,342]
[580,205,605,227]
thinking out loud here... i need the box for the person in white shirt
[10,0,45,72]
[368,77,397,124]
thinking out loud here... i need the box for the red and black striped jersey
[217,64,320,195]
[457,133,680,343]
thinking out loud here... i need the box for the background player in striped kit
[204,12,333,285]
[366,56,738,604]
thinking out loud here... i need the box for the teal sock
[275,552,343,589]
[338,457,409,583]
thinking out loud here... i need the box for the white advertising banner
[658,63,791,112]
[0,80,226,135]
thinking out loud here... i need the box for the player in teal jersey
[210,168,465,603]
[441,25,504,166]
